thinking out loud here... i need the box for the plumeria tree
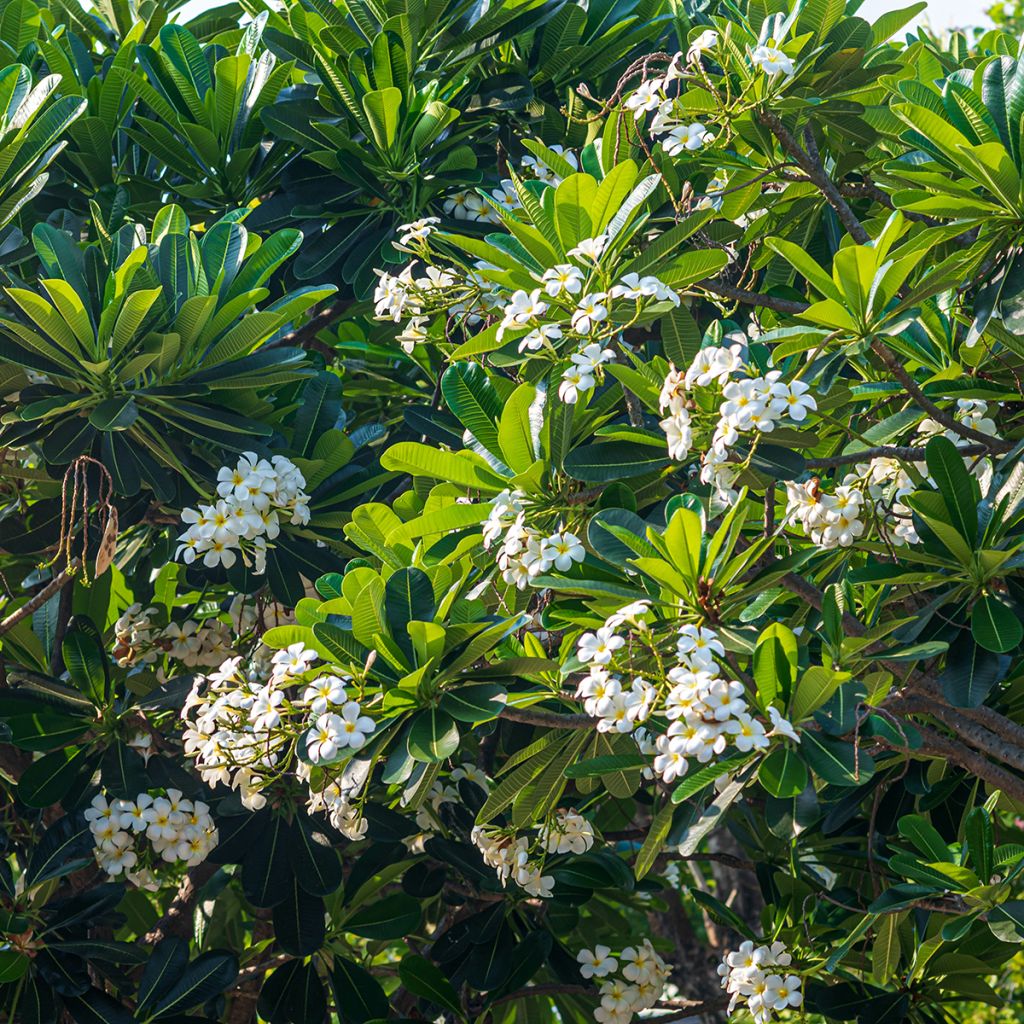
[7,1,1024,1023]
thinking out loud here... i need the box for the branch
[267,300,354,358]
[891,695,1024,775]
[0,559,81,638]
[880,721,1024,804]
[696,278,810,315]
[805,444,987,469]
[499,705,595,729]
[758,110,870,244]
[869,340,1014,452]
[143,863,217,944]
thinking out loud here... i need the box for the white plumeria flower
[337,701,376,750]
[663,121,713,154]
[307,712,344,763]
[751,45,795,76]
[572,343,615,374]
[625,78,665,117]
[272,643,317,677]
[577,945,618,979]
[767,706,801,742]
[769,378,817,421]
[303,674,349,716]
[567,236,608,261]
[687,29,719,62]
[397,217,440,245]
[558,367,594,404]
[541,264,585,296]
[577,626,625,665]
[519,323,562,353]
[571,294,609,334]
[541,531,585,571]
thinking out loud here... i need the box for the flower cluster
[181,643,376,820]
[482,490,585,589]
[575,607,799,785]
[718,941,803,1022]
[175,453,311,572]
[659,338,818,510]
[576,939,671,1024]
[472,809,595,898]
[472,826,555,897]
[86,790,217,884]
[624,51,715,156]
[785,399,1000,551]
[375,227,679,404]
[405,763,490,834]
[443,146,580,223]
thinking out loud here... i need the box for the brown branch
[143,863,217,944]
[869,340,1014,452]
[499,705,595,729]
[891,695,1024,776]
[0,558,81,638]
[880,722,1024,804]
[267,299,354,358]
[805,444,987,468]
[696,278,810,315]
[758,109,869,244]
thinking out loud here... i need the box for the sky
[172,0,995,31]
[857,0,992,30]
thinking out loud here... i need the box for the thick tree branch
[805,444,987,468]
[881,722,1024,804]
[143,863,217,945]
[500,705,595,729]
[696,279,810,315]
[758,110,870,245]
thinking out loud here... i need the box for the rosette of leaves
[0,203,333,501]
[0,64,85,233]
[257,17,485,287]
[109,20,297,215]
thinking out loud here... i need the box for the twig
[267,300,353,358]
[869,340,1014,452]
[0,559,81,638]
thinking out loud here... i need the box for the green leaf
[925,434,979,545]
[88,396,138,431]
[362,86,402,148]
[563,440,670,482]
[149,952,239,1017]
[407,707,460,763]
[289,815,343,896]
[898,814,952,862]
[940,636,1006,707]
[965,806,994,883]
[439,683,507,723]
[273,878,326,955]
[801,732,874,786]
[18,745,91,807]
[635,801,674,880]
[758,747,808,798]
[790,666,848,722]
[61,617,108,706]
[971,594,1023,653]
[345,892,421,940]
[398,954,463,1017]
[330,956,390,1023]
